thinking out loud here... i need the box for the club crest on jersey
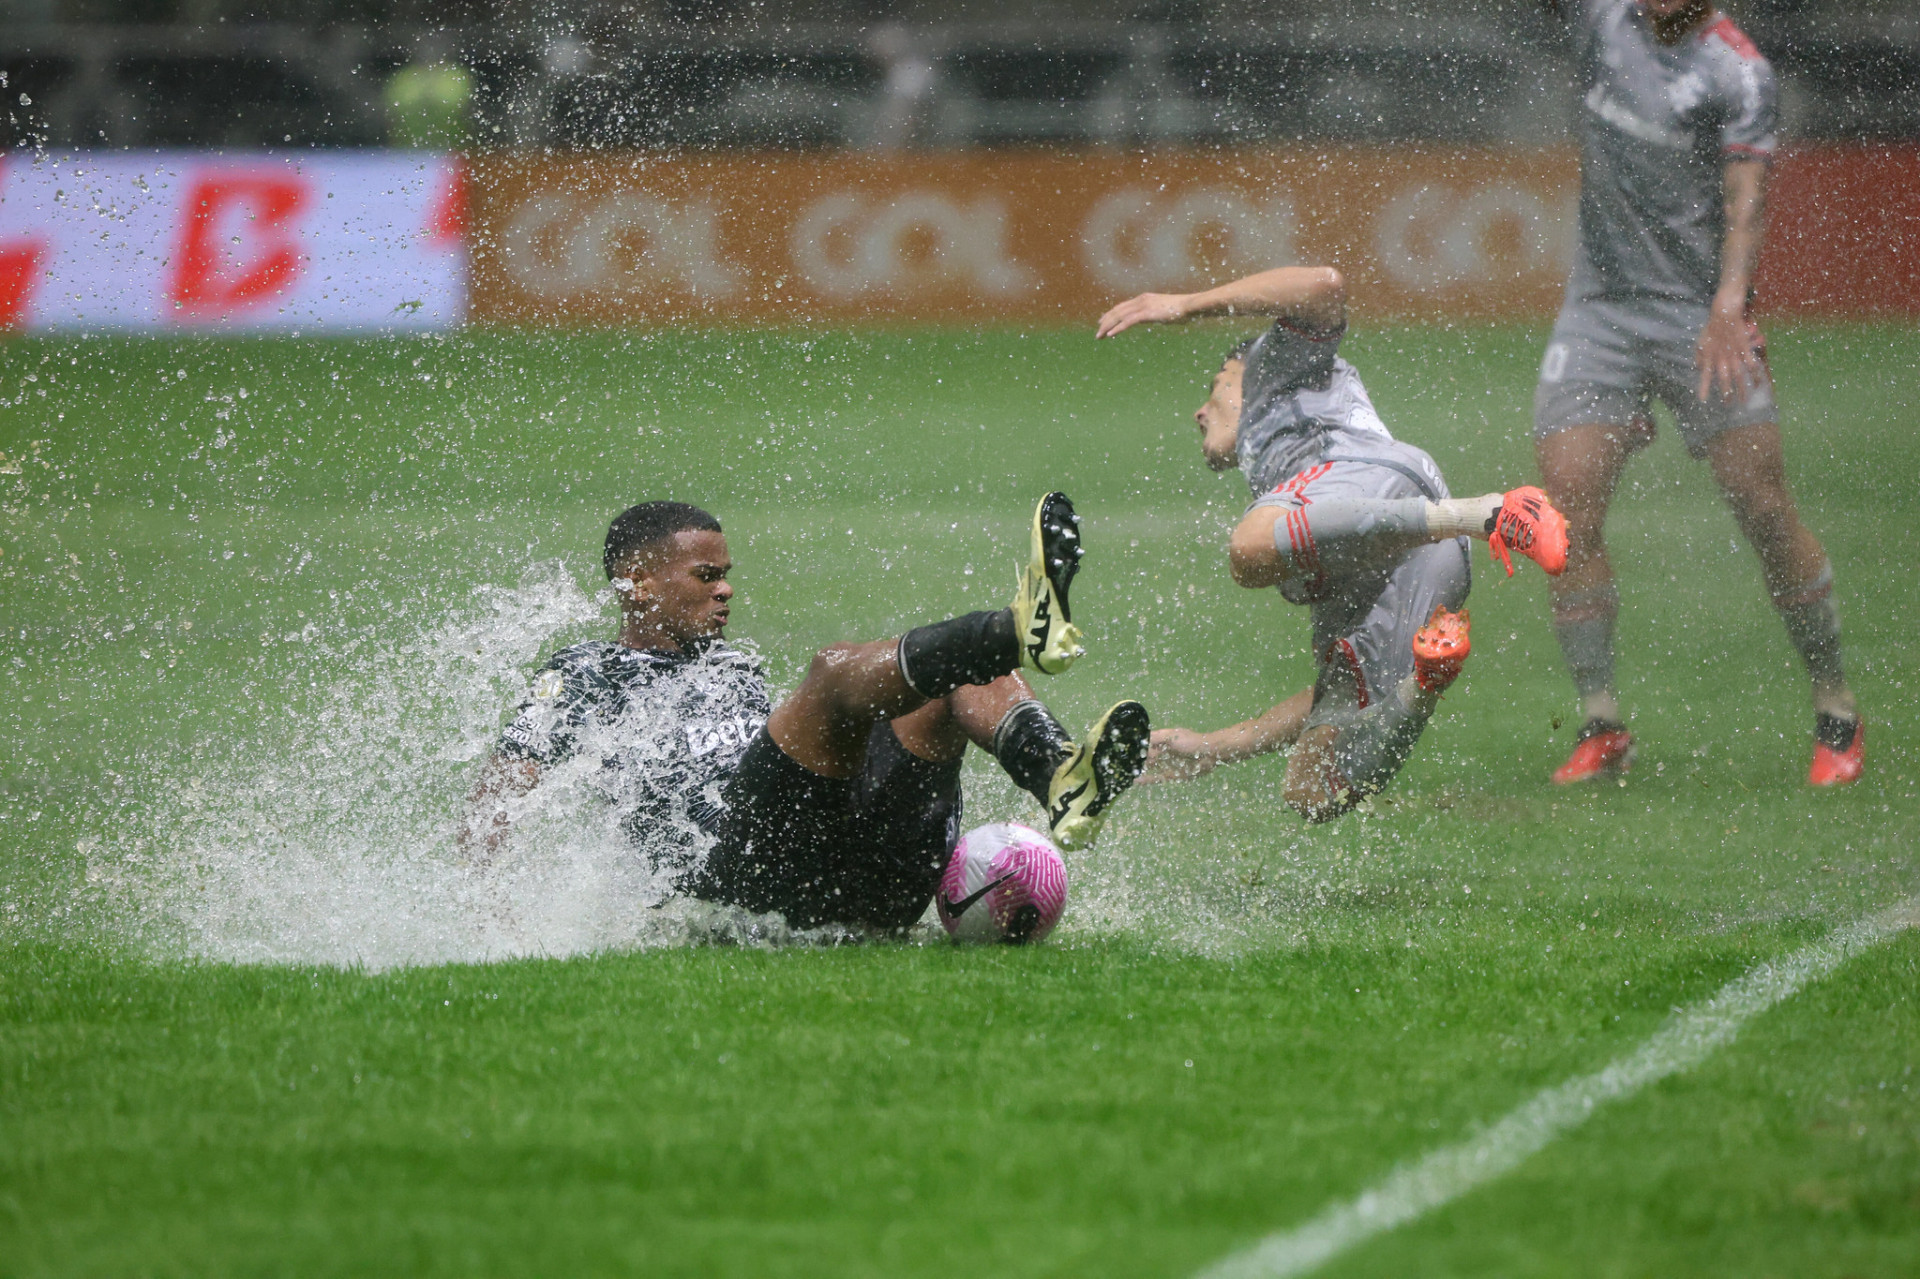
[532,669,566,700]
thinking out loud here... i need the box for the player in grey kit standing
[1532,0,1863,786]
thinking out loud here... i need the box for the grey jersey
[1236,320,1400,497]
[1561,0,1777,303]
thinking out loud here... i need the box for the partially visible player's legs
[1283,724,1349,822]
[1232,477,1563,590]
[887,676,1151,849]
[697,493,1098,926]
[1705,423,1863,784]
[767,625,1006,778]
[770,490,1088,779]
[1283,539,1471,822]
[1537,420,1641,782]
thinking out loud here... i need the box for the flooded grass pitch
[3,324,1918,1275]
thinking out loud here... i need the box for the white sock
[1424,493,1502,540]
[1582,692,1622,725]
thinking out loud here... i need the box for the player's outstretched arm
[1095,266,1345,339]
[1138,688,1313,784]
[1698,158,1769,402]
[457,751,542,864]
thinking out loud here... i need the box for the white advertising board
[0,152,465,333]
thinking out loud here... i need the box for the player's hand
[1696,303,1762,402]
[1096,292,1192,339]
[1138,727,1220,784]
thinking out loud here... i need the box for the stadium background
[4,3,1920,1278]
[2,0,1917,330]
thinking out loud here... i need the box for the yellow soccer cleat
[1046,700,1150,851]
[1012,490,1086,675]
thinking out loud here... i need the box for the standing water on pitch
[87,560,849,968]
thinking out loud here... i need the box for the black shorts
[691,722,964,931]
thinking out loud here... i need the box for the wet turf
[2,323,1918,1276]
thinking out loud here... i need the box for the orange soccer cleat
[1412,607,1471,694]
[1489,486,1569,578]
[1808,713,1864,787]
[1552,719,1634,784]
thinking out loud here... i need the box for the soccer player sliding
[1097,266,1567,822]
[1526,0,1863,786]
[466,495,1149,933]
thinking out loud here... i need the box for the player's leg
[1283,723,1350,822]
[768,491,1087,779]
[1534,298,1654,781]
[1284,539,1471,821]
[828,679,1147,930]
[1659,304,1863,785]
[1230,465,1563,591]
[694,492,1105,926]
[1704,423,1862,783]
[1536,420,1640,780]
[890,675,1149,850]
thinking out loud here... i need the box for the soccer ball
[935,822,1068,944]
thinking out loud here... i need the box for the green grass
[3,323,1919,1276]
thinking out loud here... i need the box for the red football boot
[1411,607,1471,695]
[1489,485,1570,578]
[1552,718,1634,784]
[1809,713,1864,787]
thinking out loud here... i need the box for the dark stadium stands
[1,0,1915,150]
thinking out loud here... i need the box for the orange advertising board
[468,146,1920,326]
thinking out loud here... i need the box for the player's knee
[1229,517,1282,588]
[805,642,865,684]
[1284,775,1347,824]
[1727,484,1797,547]
[1284,730,1352,822]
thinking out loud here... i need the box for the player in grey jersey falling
[1098,266,1567,821]
[1531,0,1863,786]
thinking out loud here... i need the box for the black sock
[1815,711,1859,751]
[991,699,1072,805]
[896,609,1020,698]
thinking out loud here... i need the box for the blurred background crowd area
[1,0,1915,154]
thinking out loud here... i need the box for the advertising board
[468,146,1920,325]
[3,146,1908,331]
[0,152,466,332]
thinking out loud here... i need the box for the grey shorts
[1301,539,1473,796]
[1533,294,1777,458]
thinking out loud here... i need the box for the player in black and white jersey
[1097,267,1567,820]
[1530,0,1863,786]
[468,497,1149,933]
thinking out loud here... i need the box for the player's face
[1194,359,1244,472]
[627,529,735,648]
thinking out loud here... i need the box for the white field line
[1198,892,1920,1279]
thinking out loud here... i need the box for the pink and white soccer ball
[936,822,1068,944]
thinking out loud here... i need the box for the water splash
[87,555,1314,969]
[102,560,861,969]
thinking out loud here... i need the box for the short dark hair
[603,501,722,579]
[1223,336,1258,367]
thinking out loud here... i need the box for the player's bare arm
[1139,688,1314,784]
[1698,158,1768,402]
[458,751,541,862]
[1095,266,1345,339]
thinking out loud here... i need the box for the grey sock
[1551,583,1619,700]
[1273,497,1431,580]
[1774,561,1845,688]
